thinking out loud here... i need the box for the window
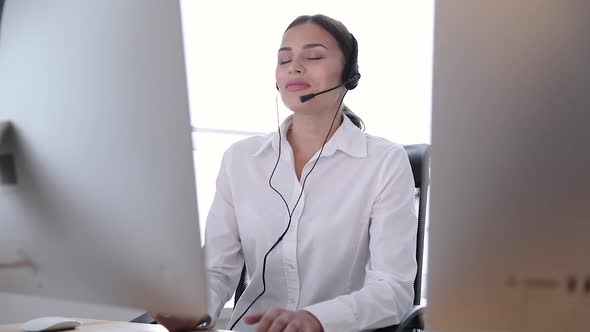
[180,0,434,307]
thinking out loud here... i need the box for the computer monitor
[428,1,590,331]
[0,0,207,320]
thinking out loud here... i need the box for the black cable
[230,91,348,330]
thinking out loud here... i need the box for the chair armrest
[395,304,425,332]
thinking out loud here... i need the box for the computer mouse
[21,316,81,332]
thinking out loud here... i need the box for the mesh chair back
[404,144,430,305]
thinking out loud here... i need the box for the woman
[156,14,417,332]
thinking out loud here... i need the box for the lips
[286,80,310,92]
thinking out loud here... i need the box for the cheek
[275,67,287,85]
[313,63,344,88]
[328,64,344,84]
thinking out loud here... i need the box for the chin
[282,95,305,111]
[282,93,327,113]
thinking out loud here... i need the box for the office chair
[234,144,431,332]
[133,144,431,332]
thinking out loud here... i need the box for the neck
[287,109,343,156]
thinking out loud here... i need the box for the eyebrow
[278,43,328,52]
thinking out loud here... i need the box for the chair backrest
[235,144,431,308]
[403,144,430,306]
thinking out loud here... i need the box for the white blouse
[203,115,417,332]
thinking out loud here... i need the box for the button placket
[283,182,303,310]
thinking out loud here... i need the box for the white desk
[0,319,231,332]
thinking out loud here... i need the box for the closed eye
[278,57,322,65]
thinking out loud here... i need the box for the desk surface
[0,319,231,332]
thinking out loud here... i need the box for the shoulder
[364,133,407,162]
[221,132,274,163]
[363,134,415,190]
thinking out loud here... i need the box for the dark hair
[285,14,365,131]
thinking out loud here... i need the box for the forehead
[280,22,339,50]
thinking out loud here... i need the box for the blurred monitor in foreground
[0,0,207,321]
[428,1,590,331]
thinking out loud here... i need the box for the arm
[303,146,418,332]
[198,147,245,328]
[149,148,244,332]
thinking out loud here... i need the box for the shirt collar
[251,114,367,158]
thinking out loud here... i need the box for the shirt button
[288,264,295,269]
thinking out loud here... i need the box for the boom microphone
[299,73,360,103]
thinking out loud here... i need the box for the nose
[288,58,304,74]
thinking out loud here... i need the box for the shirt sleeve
[198,146,245,328]
[303,145,418,332]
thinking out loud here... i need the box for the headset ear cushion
[345,71,360,90]
[275,82,279,91]
[344,34,360,90]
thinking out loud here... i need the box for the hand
[149,312,209,332]
[244,307,324,332]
